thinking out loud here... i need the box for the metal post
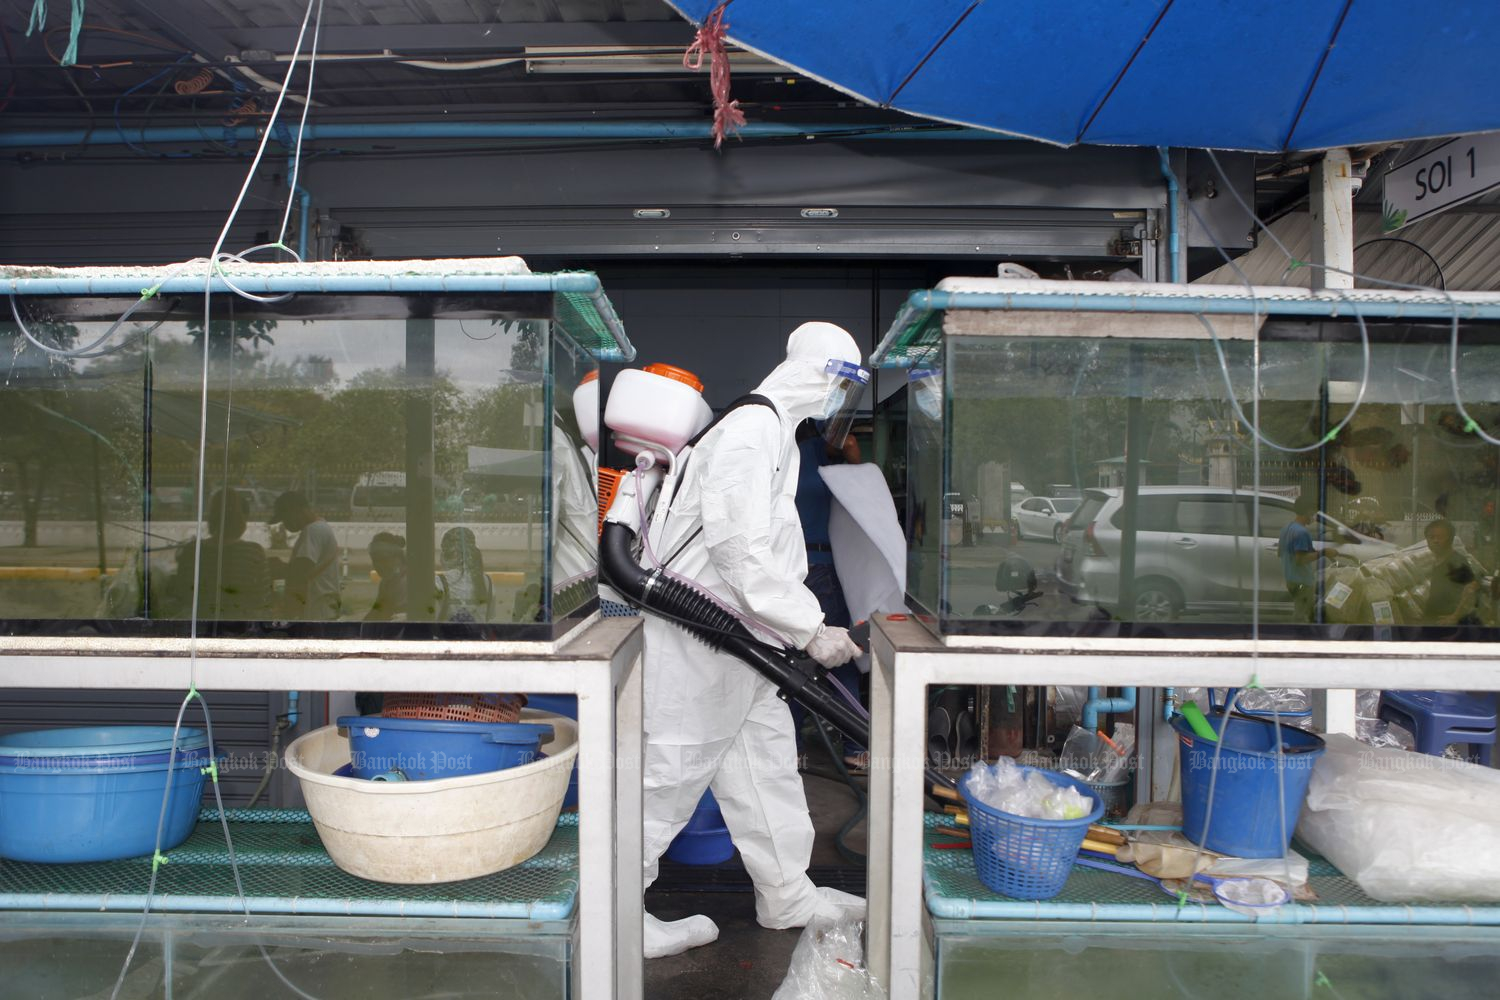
[405,315,436,620]
[1309,149,1355,291]
[1309,148,1359,734]
[1118,344,1145,622]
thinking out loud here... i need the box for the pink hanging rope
[683,2,746,149]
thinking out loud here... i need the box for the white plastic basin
[286,709,577,884]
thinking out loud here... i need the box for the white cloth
[823,464,907,673]
[640,321,867,937]
[292,518,341,619]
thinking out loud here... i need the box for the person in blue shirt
[793,419,865,766]
[1280,493,1338,623]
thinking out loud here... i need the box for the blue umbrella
[668,1,1500,152]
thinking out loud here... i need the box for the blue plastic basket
[959,766,1104,900]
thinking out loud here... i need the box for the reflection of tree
[0,331,142,547]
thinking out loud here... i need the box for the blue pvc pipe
[1,273,600,295]
[907,289,1500,321]
[0,890,572,920]
[0,120,1002,149]
[295,187,311,261]
[285,690,300,728]
[1081,686,1137,731]
[927,895,1500,926]
[2,272,636,362]
[1157,146,1182,283]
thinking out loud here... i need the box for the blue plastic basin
[1174,711,1326,858]
[338,716,554,781]
[666,789,737,866]
[524,695,579,808]
[0,726,212,863]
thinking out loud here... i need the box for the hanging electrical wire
[1169,156,1373,454]
[1198,148,1498,448]
[106,1,328,997]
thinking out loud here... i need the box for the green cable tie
[1176,889,1189,909]
[1315,971,1333,989]
[1286,258,1307,272]
[1246,673,1264,690]
[200,760,219,783]
[1465,418,1481,434]
[152,851,170,873]
[1320,429,1340,445]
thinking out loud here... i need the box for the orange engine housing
[597,467,630,537]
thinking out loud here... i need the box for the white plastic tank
[573,369,600,452]
[604,363,713,458]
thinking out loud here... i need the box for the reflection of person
[1280,494,1337,623]
[437,526,493,623]
[793,419,864,764]
[174,489,272,620]
[269,491,341,620]
[639,321,868,959]
[365,532,407,622]
[1424,518,1479,626]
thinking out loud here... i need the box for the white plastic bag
[1295,734,1500,902]
[771,918,886,1000]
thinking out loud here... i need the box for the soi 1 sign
[1384,133,1500,231]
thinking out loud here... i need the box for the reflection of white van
[351,472,406,521]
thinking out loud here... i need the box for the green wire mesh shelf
[0,809,579,921]
[923,814,1500,925]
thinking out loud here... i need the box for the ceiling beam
[133,0,252,61]
[227,21,696,56]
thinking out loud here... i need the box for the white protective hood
[753,321,863,423]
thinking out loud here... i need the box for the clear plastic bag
[771,917,886,1000]
[966,759,1091,819]
[1295,734,1500,902]
[1355,689,1414,751]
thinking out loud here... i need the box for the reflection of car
[351,472,406,521]
[1057,486,1397,621]
[1015,495,1080,543]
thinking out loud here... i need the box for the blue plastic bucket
[1173,711,1326,858]
[666,789,736,866]
[338,716,553,781]
[960,767,1103,900]
[524,695,579,808]
[0,726,212,863]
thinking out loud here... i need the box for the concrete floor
[644,762,870,1000]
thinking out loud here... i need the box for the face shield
[909,367,943,423]
[820,358,871,448]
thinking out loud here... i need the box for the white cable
[110,2,327,998]
[1172,159,1374,454]
[277,6,323,251]
[1200,150,1494,446]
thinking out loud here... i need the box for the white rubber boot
[755,878,867,930]
[644,911,720,959]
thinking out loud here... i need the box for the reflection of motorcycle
[972,556,1043,616]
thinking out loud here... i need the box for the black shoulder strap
[658,394,779,568]
[685,393,778,449]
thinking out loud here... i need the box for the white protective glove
[804,623,862,668]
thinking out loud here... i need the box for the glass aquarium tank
[0,260,632,641]
[875,277,1500,640]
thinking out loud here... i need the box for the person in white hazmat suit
[641,321,871,959]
